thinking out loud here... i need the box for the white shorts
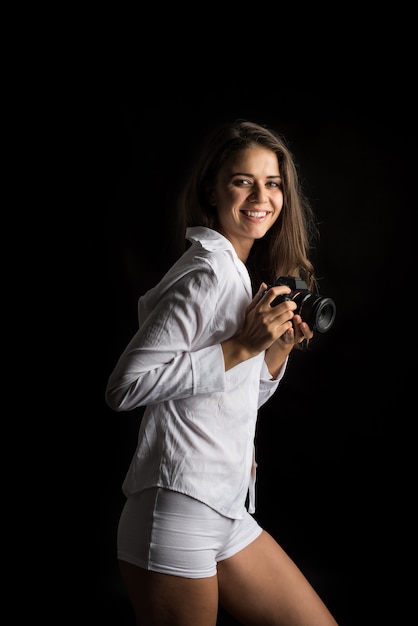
[117,487,263,578]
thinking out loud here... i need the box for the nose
[249,184,267,203]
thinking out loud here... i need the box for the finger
[295,320,314,342]
[262,285,292,309]
[246,283,268,313]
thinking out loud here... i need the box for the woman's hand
[263,291,314,378]
[253,283,314,379]
[222,283,313,372]
[275,312,313,347]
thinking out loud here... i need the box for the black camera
[263,276,336,334]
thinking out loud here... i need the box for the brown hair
[177,119,319,293]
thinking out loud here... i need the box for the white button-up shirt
[106,226,288,518]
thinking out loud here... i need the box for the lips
[241,210,269,218]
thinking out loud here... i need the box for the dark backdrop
[99,85,414,625]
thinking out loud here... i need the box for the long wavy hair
[177,119,319,294]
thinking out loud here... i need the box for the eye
[267,180,282,189]
[233,178,252,186]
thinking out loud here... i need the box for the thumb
[256,282,268,299]
[248,282,268,311]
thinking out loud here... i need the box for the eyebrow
[230,172,282,179]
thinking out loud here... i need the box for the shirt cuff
[190,344,226,395]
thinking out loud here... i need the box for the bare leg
[118,559,219,626]
[217,530,339,626]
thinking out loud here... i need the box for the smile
[241,211,269,218]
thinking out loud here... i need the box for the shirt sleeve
[105,269,227,411]
[257,356,289,408]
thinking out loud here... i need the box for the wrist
[221,337,256,371]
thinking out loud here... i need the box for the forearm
[106,343,225,411]
[221,336,259,371]
[222,331,294,379]
[264,342,294,379]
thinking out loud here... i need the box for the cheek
[216,205,233,226]
[218,188,240,204]
[275,204,283,218]
[215,190,241,214]
[274,198,284,216]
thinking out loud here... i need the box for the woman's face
[209,146,283,261]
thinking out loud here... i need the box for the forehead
[223,146,280,173]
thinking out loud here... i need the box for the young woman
[105,119,339,625]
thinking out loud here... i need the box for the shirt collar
[186,226,251,288]
[186,226,236,253]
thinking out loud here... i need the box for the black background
[98,64,415,625]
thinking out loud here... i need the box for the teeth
[243,211,267,217]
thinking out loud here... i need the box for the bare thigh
[217,530,339,626]
[118,560,219,626]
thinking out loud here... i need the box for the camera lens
[295,293,336,333]
[267,277,337,334]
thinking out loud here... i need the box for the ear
[206,188,217,206]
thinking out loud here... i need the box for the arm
[105,270,226,411]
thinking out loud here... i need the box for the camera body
[263,276,336,334]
